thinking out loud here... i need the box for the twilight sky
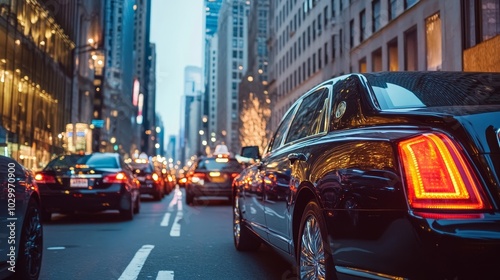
[150,0,204,140]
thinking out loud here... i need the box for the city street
[39,187,296,280]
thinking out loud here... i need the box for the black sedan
[0,155,43,280]
[35,153,140,221]
[185,152,243,205]
[232,72,500,279]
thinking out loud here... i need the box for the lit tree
[239,92,271,154]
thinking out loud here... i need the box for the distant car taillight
[398,133,491,210]
[103,172,127,184]
[191,173,206,185]
[34,173,56,184]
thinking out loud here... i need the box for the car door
[240,103,299,239]
[262,86,330,253]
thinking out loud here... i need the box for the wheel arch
[291,182,322,255]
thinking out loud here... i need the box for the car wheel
[185,190,194,205]
[233,195,260,251]
[15,198,43,280]
[297,201,335,280]
[119,195,134,221]
[153,189,162,201]
[41,208,51,223]
[133,195,140,214]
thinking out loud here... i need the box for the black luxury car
[232,71,500,280]
[35,153,140,221]
[0,155,43,280]
[185,145,243,204]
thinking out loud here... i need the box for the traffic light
[113,144,118,151]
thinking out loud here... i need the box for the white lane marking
[47,246,66,250]
[118,245,154,280]
[169,199,184,237]
[160,213,171,227]
[156,270,174,280]
[170,211,183,237]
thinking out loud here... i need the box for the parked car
[232,71,500,279]
[0,155,43,280]
[128,157,164,200]
[35,153,140,221]
[185,145,243,204]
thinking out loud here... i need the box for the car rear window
[129,162,153,173]
[44,155,85,170]
[365,72,500,110]
[81,154,119,168]
[196,158,241,171]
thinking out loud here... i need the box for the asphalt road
[39,187,297,280]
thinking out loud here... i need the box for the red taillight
[34,173,56,184]
[398,133,491,210]
[231,173,239,178]
[103,172,127,184]
[152,173,159,182]
[191,173,206,184]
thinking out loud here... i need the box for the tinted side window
[331,76,364,131]
[286,88,329,143]
[268,103,298,152]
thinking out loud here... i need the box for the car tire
[14,198,43,280]
[233,195,261,251]
[119,195,134,221]
[41,208,52,223]
[297,201,335,280]
[185,191,194,205]
[153,189,162,201]
[133,195,140,214]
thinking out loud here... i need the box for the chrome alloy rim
[233,197,241,245]
[23,207,43,277]
[300,214,326,280]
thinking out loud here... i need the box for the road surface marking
[169,199,183,237]
[118,244,154,280]
[170,211,183,237]
[156,270,174,280]
[160,213,171,226]
[47,246,65,250]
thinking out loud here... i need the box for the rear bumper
[139,181,161,195]
[187,183,232,197]
[39,184,127,213]
[327,211,500,279]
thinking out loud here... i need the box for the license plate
[137,176,145,181]
[70,178,88,188]
[210,176,225,183]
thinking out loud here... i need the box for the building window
[389,0,398,20]
[372,0,381,33]
[404,26,418,70]
[404,0,419,9]
[331,0,336,17]
[324,42,329,63]
[425,13,442,70]
[349,19,355,48]
[313,20,316,41]
[388,38,398,71]
[332,35,336,61]
[360,9,366,42]
[318,48,322,69]
[463,0,500,48]
[339,29,343,55]
[372,48,382,71]
[359,57,367,72]
[313,53,316,73]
